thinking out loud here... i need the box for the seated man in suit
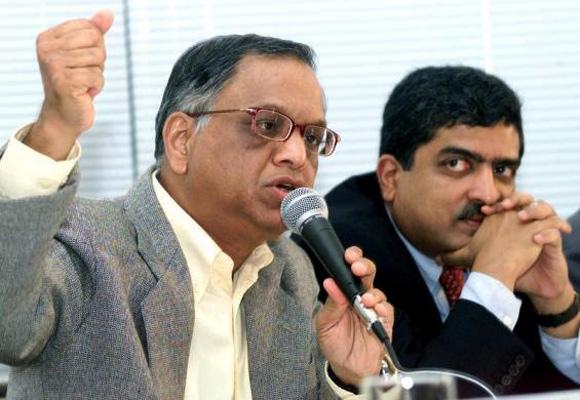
[303,66,579,396]
[0,10,394,399]
[565,209,580,289]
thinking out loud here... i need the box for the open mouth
[276,183,296,193]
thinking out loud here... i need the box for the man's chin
[262,217,289,239]
[445,232,474,252]
[434,235,473,266]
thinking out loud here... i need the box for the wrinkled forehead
[215,54,327,120]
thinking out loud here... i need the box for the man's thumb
[91,10,114,34]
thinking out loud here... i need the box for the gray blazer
[0,167,335,400]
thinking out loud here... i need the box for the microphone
[281,187,400,373]
[281,187,363,302]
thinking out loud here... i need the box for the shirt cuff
[0,124,80,200]
[461,272,522,330]
[540,328,580,383]
[325,362,364,399]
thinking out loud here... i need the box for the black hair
[380,65,523,169]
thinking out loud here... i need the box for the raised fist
[25,10,114,160]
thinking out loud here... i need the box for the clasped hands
[440,192,575,325]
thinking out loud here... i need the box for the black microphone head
[280,187,328,234]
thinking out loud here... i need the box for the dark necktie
[439,266,465,308]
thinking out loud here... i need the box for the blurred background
[1,0,579,387]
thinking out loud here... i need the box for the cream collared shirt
[152,174,273,399]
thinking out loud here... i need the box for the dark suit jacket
[303,172,577,396]
[564,209,580,291]
[0,166,336,400]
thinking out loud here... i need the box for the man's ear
[376,154,401,202]
[162,112,194,175]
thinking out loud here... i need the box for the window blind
[0,0,578,213]
[0,1,133,199]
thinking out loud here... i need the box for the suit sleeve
[0,162,88,365]
[393,300,534,395]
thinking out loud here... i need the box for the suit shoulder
[59,196,134,251]
[326,172,378,204]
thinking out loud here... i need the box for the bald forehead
[213,54,326,120]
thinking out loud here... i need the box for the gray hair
[154,34,318,165]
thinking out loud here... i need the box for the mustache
[456,201,485,221]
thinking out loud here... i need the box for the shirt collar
[151,170,273,301]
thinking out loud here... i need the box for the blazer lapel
[244,252,314,400]
[125,168,194,400]
[378,215,443,335]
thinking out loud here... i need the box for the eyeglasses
[185,107,341,156]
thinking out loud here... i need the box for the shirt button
[37,178,53,190]
[502,315,513,326]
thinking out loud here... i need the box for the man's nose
[467,166,501,205]
[272,126,308,168]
